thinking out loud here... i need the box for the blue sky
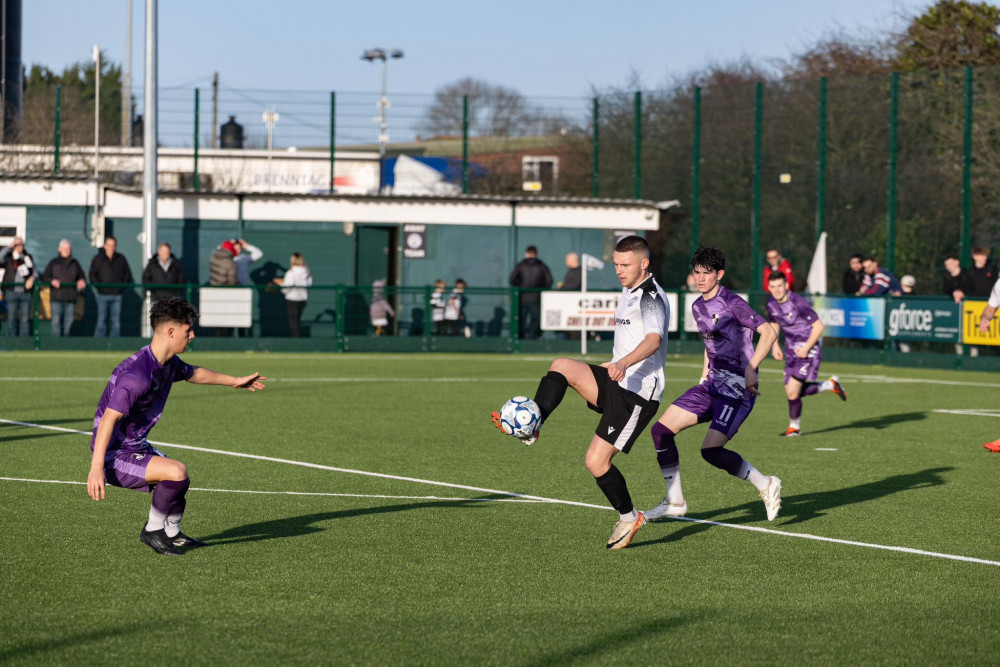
[24,0,931,96]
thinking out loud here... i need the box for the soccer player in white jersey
[644,246,783,522]
[491,236,670,549]
[978,277,1000,452]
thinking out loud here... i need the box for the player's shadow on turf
[199,497,501,546]
[635,466,953,547]
[0,621,159,662]
[527,614,699,666]
[806,411,927,435]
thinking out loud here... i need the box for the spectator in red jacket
[763,249,794,291]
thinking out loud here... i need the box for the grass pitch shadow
[635,466,953,547]
[199,496,502,546]
[805,411,927,435]
[0,620,160,662]
[526,614,701,666]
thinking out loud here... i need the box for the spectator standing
[559,252,582,291]
[900,275,916,294]
[272,252,312,338]
[234,239,263,287]
[142,242,187,302]
[763,248,794,291]
[41,239,87,336]
[858,256,902,296]
[369,279,395,336]
[509,245,553,339]
[444,279,468,336]
[969,246,997,298]
[942,255,972,304]
[841,254,864,295]
[0,237,38,337]
[209,240,239,336]
[430,279,447,335]
[89,236,134,338]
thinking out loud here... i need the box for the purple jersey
[91,346,194,453]
[693,287,765,399]
[766,291,820,356]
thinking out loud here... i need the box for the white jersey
[989,278,1000,309]
[612,274,670,402]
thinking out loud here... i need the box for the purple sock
[802,382,820,396]
[701,447,745,477]
[651,422,679,470]
[789,398,803,420]
[151,478,190,516]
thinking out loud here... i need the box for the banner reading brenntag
[886,299,960,342]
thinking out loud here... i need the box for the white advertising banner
[542,291,679,332]
[199,288,254,327]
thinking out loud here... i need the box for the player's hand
[87,468,106,501]
[794,347,810,359]
[771,348,784,361]
[233,373,267,391]
[744,365,761,396]
[601,360,626,382]
[980,319,991,333]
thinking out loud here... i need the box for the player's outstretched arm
[89,408,124,501]
[188,367,267,392]
[601,332,661,382]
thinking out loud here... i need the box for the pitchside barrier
[1,283,998,369]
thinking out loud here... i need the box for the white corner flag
[580,253,606,356]
[805,232,828,295]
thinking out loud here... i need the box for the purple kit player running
[87,297,266,555]
[765,271,846,437]
[491,236,669,550]
[644,246,783,522]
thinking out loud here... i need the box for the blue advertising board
[812,296,885,340]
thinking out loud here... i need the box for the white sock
[739,461,769,492]
[820,380,833,392]
[145,506,167,532]
[662,465,684,504]
[619,508,637,522]
[164,514,183,538]
[789,418,801,429]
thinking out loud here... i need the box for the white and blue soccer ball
[499,396,541,439]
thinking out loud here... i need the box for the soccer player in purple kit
[645,246,783,522]
[764,271,847,437]
[87,297,266,555]
[491,236,669,549]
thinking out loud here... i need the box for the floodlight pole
[142,0,158,264]
[263,108,279,192]
[362,48,403,193]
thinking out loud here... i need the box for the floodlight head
[362,48,387,62]
[390,49,404,59]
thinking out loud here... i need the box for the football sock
[594,465,634,515]
[651,422,684,503]
[145,506,167,532]
[788,398,803,420]
[533,371,569,422]
[803,382,822,396]
[152,478,190,535]
[701,447,769,491]
[789,418,801,430]
[164,514,183,538]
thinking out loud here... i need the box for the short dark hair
[850,253,863,262]
[862,255,876,264]
[944,254,960,262]
[150,297,198,330]
[525,246,538,255]
[972,246,989,255]
[691,245,725,272]
[767,270,787,283]
[614,235,650,258]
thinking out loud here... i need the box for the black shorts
[586,364,660,454]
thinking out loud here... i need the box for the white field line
[933,408,1000,419]
[0,376,701,383]
[2,418,998,568]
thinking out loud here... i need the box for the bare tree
[420,77,532,138]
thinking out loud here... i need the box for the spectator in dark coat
[969,246,998,298]
[89,236,134,337]
[41,239,87,336]
[0,237,38,337]
[509,245,553,339]
[559,252,582,291]
[142,242,187,302]
[841,254,864,295]
[942,254,973,304]
[209,240,238,286]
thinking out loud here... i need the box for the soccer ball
[498,396,541,439]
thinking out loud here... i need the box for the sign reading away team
[403,224,426,259]
[541,291,679,332]
[812,296,885,340]
[885,299,960,342]
[962,300,1000,346]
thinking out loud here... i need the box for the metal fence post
[510,287,520,353]
[31,284,40,350]
[335,286,346,352]
[633,91,642,200]
[962,66,973,266]
[751,82,763,292]
[54,85,61,174]
[592,97,599,198]
[462,95,469,194]
[193,88,200,190]
[887,72,899,274]
[424,284,433,340]
[329,91,336,194]
[691,86,701,257]
[816,77,827,243]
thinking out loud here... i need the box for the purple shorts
[784,345,822,384]
[671,382,755,440]
[103,444,166,492]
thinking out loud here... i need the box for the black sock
[532,371,569,422]
[594,465,634,514]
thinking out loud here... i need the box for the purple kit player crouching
[87,297,267,555]
[491,236,670,550]
[765,271,847,437]
[645,246,783,522]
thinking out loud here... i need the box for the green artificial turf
[1,351,998,665]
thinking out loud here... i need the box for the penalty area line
[2,418,998,568]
